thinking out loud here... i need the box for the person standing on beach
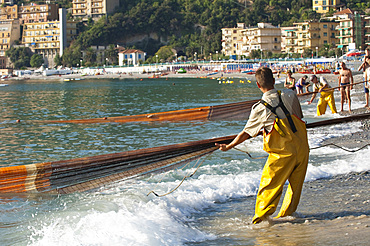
[358,49,370,108]
[308,75,337,116]
[216,67,309,224]
[338,62,353,113]
[284,70,296,91]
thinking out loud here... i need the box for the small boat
[0,83,8,86]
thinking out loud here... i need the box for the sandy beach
[2,69,370,245]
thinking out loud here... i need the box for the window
[323,1,326,5]
[138,54,141,59]
[324,32,327,37]
[323,7,327,10]
[323,24,327,28]
[324,40,327,44]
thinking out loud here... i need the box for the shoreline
[4,69,363,82]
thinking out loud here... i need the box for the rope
[310,143,370,152]
[147,151,214,197]
[299,79,368,97]
[232,147,268,159]
[233,141,369,159]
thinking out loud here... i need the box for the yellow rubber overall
[252,115,309,224]
[317,90,337,116]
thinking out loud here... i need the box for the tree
[62,43,82,67]
[5,47,33,69]
[54,53,62,67]
[156,46,175,62]
[105,44,118,65]
[30,54,44,68]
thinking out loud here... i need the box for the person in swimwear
[308,75,337,116]
[216,67,309,224]
[284,70,296,91]
[358,49,370,108]
[295,75,310,94]
[338,62,353,112]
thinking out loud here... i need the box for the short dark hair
[310,75,317,82]
[255,67,274,88]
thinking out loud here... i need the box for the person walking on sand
[284,70,296,91]
[338,62,353,113]
[358,49,370,108]
[216,67,309,224]
[308,75,337,116]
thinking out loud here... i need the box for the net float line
[42,100,260,124]
[36,80,367,125]
[1,113,369,194]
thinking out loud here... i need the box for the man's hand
[215,143,229,151]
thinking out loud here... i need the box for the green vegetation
[30,54,44,68]
[6,47,33,69]
[10,0,370,64]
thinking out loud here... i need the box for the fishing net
[0,136,235,194]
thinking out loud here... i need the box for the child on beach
[295,75,310,94]
[216,67,309,224]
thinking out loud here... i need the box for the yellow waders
[317,90,337,116]
[252,114,309,224]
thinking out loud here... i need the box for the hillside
[13,0,369,66]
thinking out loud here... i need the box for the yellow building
[284,20,337,54]
[0,5,18,21]
[221,23,245,57]
[22,20,77,67]
[0,19,20,56]
[313,0,342,14]
[18,4,58,24]
[72,0,120,20]
[222,23,281,57]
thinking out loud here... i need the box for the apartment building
[71,0,120,20]
[0,5,18,21]
[365,16,370,48]
[242,23,281,56]
[18,3,58,24]
[22,10,77,67]
[221,23,245,57]
[0,19,20,56]
[284,20,337,54]
[334,9,364,51]
[312,0,343,14]
[221,23,281,57]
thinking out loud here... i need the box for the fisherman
[308,75,337,116]
[216,67,309,224]
[284,70,296,91]
[358,48,370,108]
[295,75,310,94]
[338,62,353,113]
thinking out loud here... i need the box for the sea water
[0,77,368,245]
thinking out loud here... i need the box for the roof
[119,49,145,54]
[334,8,353,16]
